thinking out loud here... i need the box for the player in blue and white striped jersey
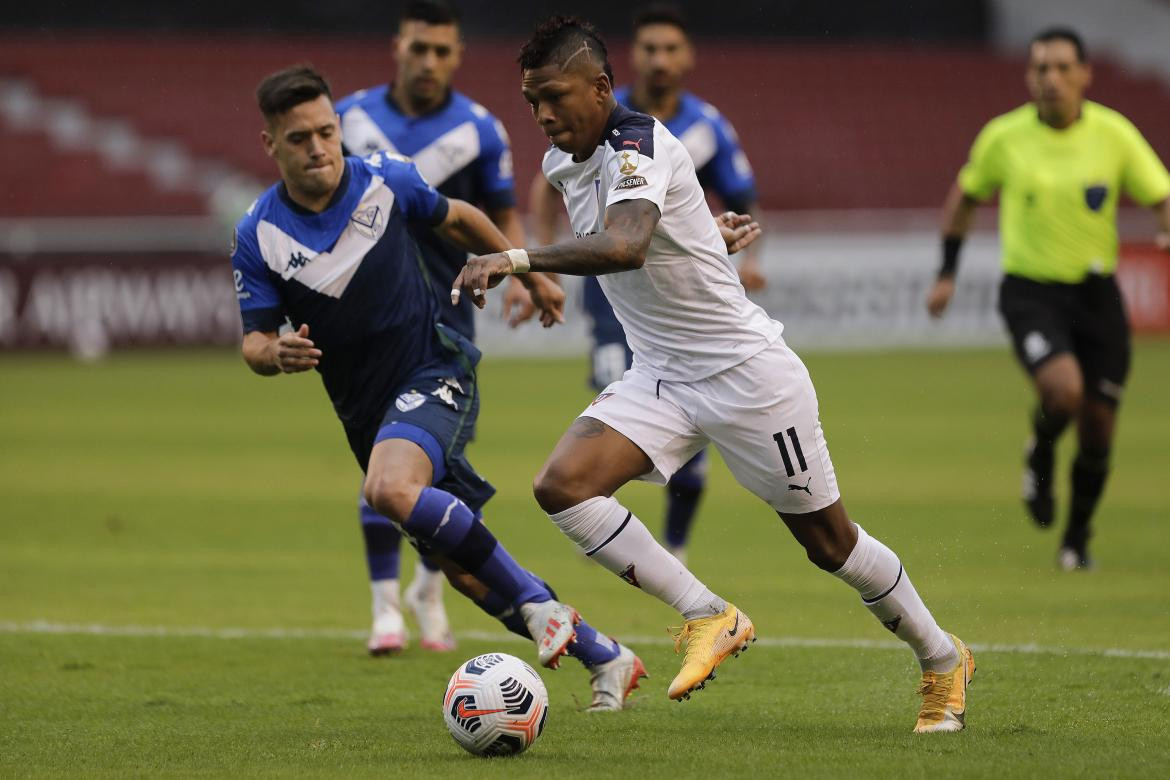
[334,1,538,655]
[529,4,764,567]
[232,65,648,710]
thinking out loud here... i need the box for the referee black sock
[1065,447,1110,551]
[1032,404,1070,450]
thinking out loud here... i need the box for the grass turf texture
[2,342,1168,777]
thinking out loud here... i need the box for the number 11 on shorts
[773,427,808,477]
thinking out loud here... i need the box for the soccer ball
[442,652,549,757]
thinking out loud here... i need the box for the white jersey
[543,104,781,381]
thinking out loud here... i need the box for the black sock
[1029,405,1070,488]
[1065,447,1110,550]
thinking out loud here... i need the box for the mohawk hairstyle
[517,16,614,84]
[256,64,332,120]
[633,3,688,35]
[400,0,460,28]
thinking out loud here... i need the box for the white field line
[2,620,1169,661]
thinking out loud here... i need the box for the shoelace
[917,671,953,720]
[669,617,717,663]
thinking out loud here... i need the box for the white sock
[833,524,958,672]
[549,496,725,619]
[410,560,444,601]
[370,578,400,617]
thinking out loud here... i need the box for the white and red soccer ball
[442,653,549,757]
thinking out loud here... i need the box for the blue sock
[569,619,621,668]
[360,497,401,580]
[664,449,707,548]
[402,488,547,608]
[475,587,531,639]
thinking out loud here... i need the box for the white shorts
[580,339,840,514]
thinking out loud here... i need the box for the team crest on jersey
[614,175,648,191]
[618,150,640,175]
[1084,184,1108,212]
[395,391,426,412]
[350,204,385,240]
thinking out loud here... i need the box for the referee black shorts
[998,273,1131,405]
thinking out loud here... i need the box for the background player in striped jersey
[335,1,541,655]
[529,3,765,565]
[233,65,647,710]
[926,27,1170,570]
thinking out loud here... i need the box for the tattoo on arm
[569,417,608,438]
[528,199,660,275]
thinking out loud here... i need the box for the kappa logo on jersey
[619,150,640,175]
[395,391,426,412]
[350,203,384,240]
[614,175,648,191]
[286,251,313,272]
[430,378,463,411]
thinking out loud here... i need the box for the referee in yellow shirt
[927,27,1170,570]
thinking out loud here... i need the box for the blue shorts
[345,340,495,513]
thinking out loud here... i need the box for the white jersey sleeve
[604,134,669,213]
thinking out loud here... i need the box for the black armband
[939,236,964,278]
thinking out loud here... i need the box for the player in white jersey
[453,17,974,732]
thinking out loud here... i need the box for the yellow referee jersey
[959,101,1170,283]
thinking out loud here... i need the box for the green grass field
[2,341,1169,777]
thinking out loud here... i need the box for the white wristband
[504,248,531,274]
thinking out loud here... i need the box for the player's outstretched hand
[452,253,512,309]
[527,274,566,328]
[273,324,321,373]
[716,211,762,256]
[926,276,956,319]
[501,276,536,328]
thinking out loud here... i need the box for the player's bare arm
[488,204,541,327]
[1154,197,1170,251]
[453,198,660,309]
[730,202,766,290]
[241,324,321,376]
[927,180,981,318]
[437,199,565,326]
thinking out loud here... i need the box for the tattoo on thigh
[569,417,607,438]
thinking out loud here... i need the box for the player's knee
[533,462,591,514]
[362,476,422,524]
[1039,374,1083,419]
[802,534,853,572]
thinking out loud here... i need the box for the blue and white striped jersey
[336,86,515,340]
[231,154,463,426]
[614,86,756,211]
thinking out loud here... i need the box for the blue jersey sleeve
[231,218,285,334]
[376,155,450,226]
[474,117,516,211]
[702,113,758,212]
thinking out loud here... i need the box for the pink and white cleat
[520,600,580,669]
